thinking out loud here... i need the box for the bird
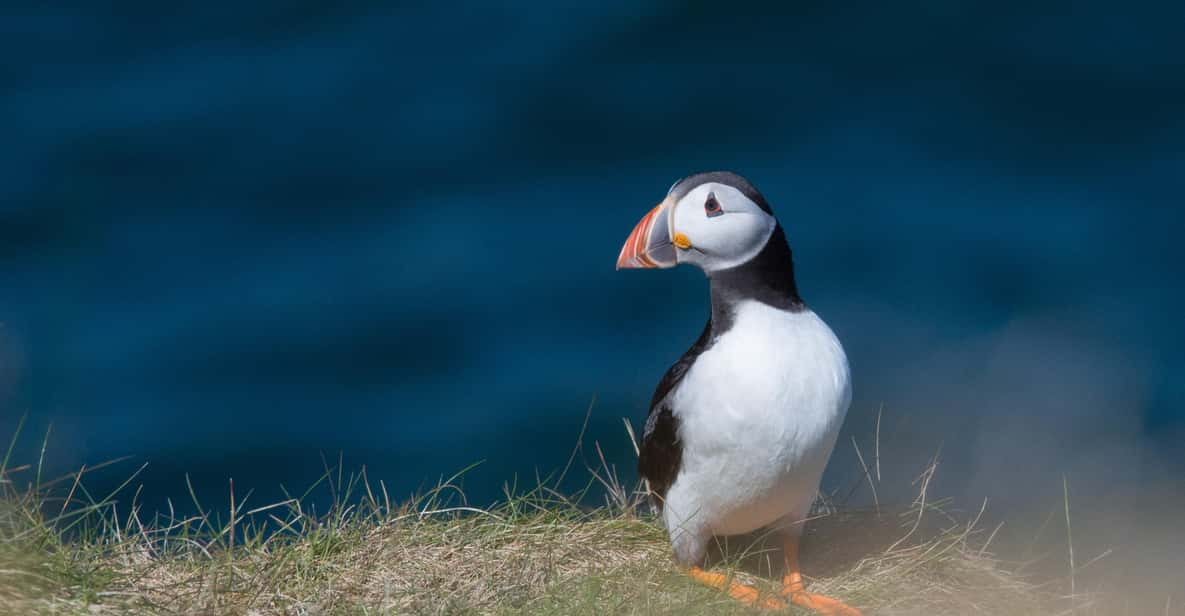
[617,171,860,615]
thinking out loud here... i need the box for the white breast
[662,300,850,558]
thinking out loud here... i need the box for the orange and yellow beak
[616,200,679,269]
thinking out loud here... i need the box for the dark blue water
[3,5,1184,587]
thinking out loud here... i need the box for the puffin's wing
[638,320,712,505]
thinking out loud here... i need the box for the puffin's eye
[704,193,723,218]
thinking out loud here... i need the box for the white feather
[662,300,851,565]
[671,183,776,272]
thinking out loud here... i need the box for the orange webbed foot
[782,538,862,615]
[688,565,786,610]
[781,587,863,616]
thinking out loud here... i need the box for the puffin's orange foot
[781,574,862,616]
[782,590,862,616]
[689,566,786,610]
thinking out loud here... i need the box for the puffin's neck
[707,224,805,336]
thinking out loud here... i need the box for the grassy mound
[0,422,1079,615]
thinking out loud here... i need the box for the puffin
[617,171,860,615]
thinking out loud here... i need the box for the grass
[0,417,1086,615]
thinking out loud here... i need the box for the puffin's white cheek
[696,217,775,270]
[704,220,759,255]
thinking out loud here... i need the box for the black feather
[637,321,711,508]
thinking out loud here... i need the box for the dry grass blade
[851,435,880,514]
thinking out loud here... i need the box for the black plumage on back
[637,320,712,508]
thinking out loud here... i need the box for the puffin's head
[617,171,777,273]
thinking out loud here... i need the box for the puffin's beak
[617,200,677,269]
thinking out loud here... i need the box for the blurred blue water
[2,2,1184,539]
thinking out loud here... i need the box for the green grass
[0,419,1083,615]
